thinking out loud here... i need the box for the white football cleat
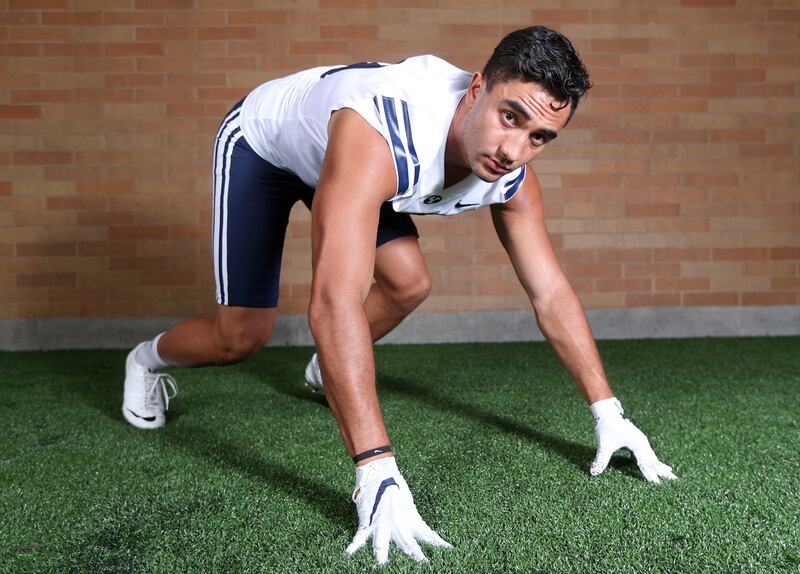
[122,342,178,430]
[304,352,324,392]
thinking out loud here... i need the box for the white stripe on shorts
[212,110,243,306]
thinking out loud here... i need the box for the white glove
[590,398,677,483]
[345,456,452,564]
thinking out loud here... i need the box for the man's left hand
[590,398,677,483]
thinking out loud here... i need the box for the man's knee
[214,311,273,365]
[385,272,431,315]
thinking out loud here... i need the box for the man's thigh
[213,101,309,309]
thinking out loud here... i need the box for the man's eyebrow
[503,99,531,121]
[503,99,558,141]
[538,129,558,141]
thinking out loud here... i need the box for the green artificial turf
[1,337,798,573]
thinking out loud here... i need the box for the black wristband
[352,445,393,464]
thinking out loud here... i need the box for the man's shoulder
[316,55,469,103]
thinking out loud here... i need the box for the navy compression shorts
[212,100,418,308]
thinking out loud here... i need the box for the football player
[123,26,676,565]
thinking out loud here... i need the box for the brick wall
[1,0,798,321]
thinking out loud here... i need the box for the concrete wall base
[1,306,798,351]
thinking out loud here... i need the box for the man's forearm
[532,282,614,405]
[309,296,391,460]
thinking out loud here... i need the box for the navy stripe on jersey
[374,96,419,197]
[320,61,387,78]
[504,165,526,201]
[380,96,409,195]
[400,101,420,188]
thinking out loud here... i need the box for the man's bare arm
[308,108,396,460]
[490,170,613,405]
[492,170,677,483]
[312,109,455,560]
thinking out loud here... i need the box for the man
[123,26,677,565]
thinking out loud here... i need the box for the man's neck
[443,95,471,188]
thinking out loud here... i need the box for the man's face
[459,73,571,181]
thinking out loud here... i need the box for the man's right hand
[345,456,452,565]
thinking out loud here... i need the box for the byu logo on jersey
[423,195,442,204]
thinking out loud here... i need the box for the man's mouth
[485,157,509,175]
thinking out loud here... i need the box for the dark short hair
[482,26,592,123]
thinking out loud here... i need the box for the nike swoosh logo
[126,407,156,422]
[455,200,479,209]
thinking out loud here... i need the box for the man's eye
[503,112,515,124]
[532,133,546,146]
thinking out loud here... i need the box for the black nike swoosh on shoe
[455,200,479,209]
[125,408,156,422]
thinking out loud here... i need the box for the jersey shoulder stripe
[504,165,526,200]
[374,95,420,197]
[401,100,421,191]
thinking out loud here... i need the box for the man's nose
[499,136,528,166]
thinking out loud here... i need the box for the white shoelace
[145,372,178,411]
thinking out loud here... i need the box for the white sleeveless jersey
[239,55,526,216]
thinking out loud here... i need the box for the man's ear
[466,71,484,104]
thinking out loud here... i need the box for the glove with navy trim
[590,397,678,483]
[345,456,452,565]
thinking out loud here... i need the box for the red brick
[290,41,348,55]
[319,0,378,7]
[0,11,40,24]
[656,277,711,291]
[79,242,137,256]
[682,0,736,6]
[597,249,652,264]
[42,11,103,25]
[626,203,681,217]
[13,151,73,165]
[713,248,769,261]
[0,43,41,57]
[0,105,41,119]
[109,226,169,240]
[11,89,73,103]
[8,0,69,8]
[741,292,796,306]
[227,11,288,25]
[654,248,709,262]
[197,27,258,41]
[530,9,589,23]
[683,292,739,306]
[563,263,623,279]
[104,12,163,26]
[105,42,164,57]
[595,278,652,292]
[626,293,682,307]
[17,272,76,288]
[709,69,766,83]
[770,248,800,260]
[141,271,196,285]
[76,181,134,195]
[16,243,76,257]
[77,211,135,226]
[320,25,379,40]
[680,84,737,98]
[137,27,197,42]
[135,0,194,8]
[43,43,104,57]
[105,73,165,88]
[626,263,682,278]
